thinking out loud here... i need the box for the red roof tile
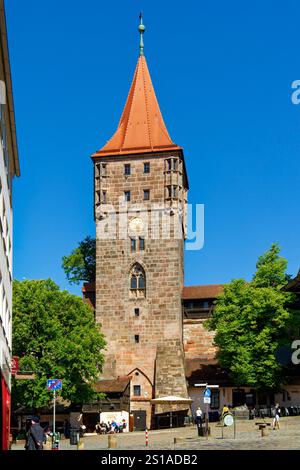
[92,56,181,157]
[82,282,95,293]
[94,377,131,393]
[182,285,224,300]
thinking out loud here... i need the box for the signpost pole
[53,390,56,437]
[234,414,236,439]
[205,402,209,440]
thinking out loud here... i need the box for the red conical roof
[92,55,181,157]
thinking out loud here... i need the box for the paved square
[12,416,300,450]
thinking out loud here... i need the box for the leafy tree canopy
[12,279,105,411]
[206,244,297,391]
[62,236,96,285]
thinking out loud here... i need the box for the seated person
[95,423,101,434]
[222,404,229,417]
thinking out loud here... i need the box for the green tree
[62,236,96,285]
[206,244,296,391]
[12,279,105,411]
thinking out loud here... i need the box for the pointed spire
[139,12,145,56]
[92,17,181,158]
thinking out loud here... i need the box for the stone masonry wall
[155,339,190,413]
[94,151,187,397]
[183,319,217,360]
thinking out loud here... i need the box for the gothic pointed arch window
[130,263,146,297]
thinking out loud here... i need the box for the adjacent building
[0,0,20,450]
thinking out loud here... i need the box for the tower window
[144,162,150,174]
[167,186,178,199]
[135,308,140,317]
[134,385,141,396]
[134,335,140,344]
[124,164,131,175]
[139,237,145,251]
[166,158,179,171]
[144,189,150,201]
[96,190,101,205]
[95,164,101,177]
[101,163,107,175]
[130,263,146,294]
[124,191,131,202]
[131,276,137,289]
[139,276,145,290]
[102,191,107,204]
[131,238,136,252]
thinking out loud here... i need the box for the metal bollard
[145,428,148,447]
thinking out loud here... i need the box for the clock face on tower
[129,217,145,236]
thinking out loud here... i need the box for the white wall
[0,129,13,390]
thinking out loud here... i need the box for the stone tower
[92,16,189,428]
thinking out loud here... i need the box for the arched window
[130,263,146,297]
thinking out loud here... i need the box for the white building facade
[0,0,20,450]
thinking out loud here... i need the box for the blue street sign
[47,379,62,391]
[203,388,211,398]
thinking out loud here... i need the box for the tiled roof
[185,359,234,386]
[182,285,224,300]
[82,282,95,292]
[92,55,181,157]
[285,270,300,292]
[94,377,131,393]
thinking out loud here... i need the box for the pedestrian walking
[272,404,281,430]
[25,417,44,450]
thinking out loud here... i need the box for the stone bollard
[259,425,268,437]
[174,437,185,444]
[108,434,117,449]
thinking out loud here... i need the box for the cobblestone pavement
[12,416,300,450]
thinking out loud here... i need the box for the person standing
[195,407,203,426]
[25,417,45,450]
[272,404,281,430]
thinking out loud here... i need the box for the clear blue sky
[6,0,300,295]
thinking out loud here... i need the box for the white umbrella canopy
[150,396,193,404]
[151,396,193,428]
